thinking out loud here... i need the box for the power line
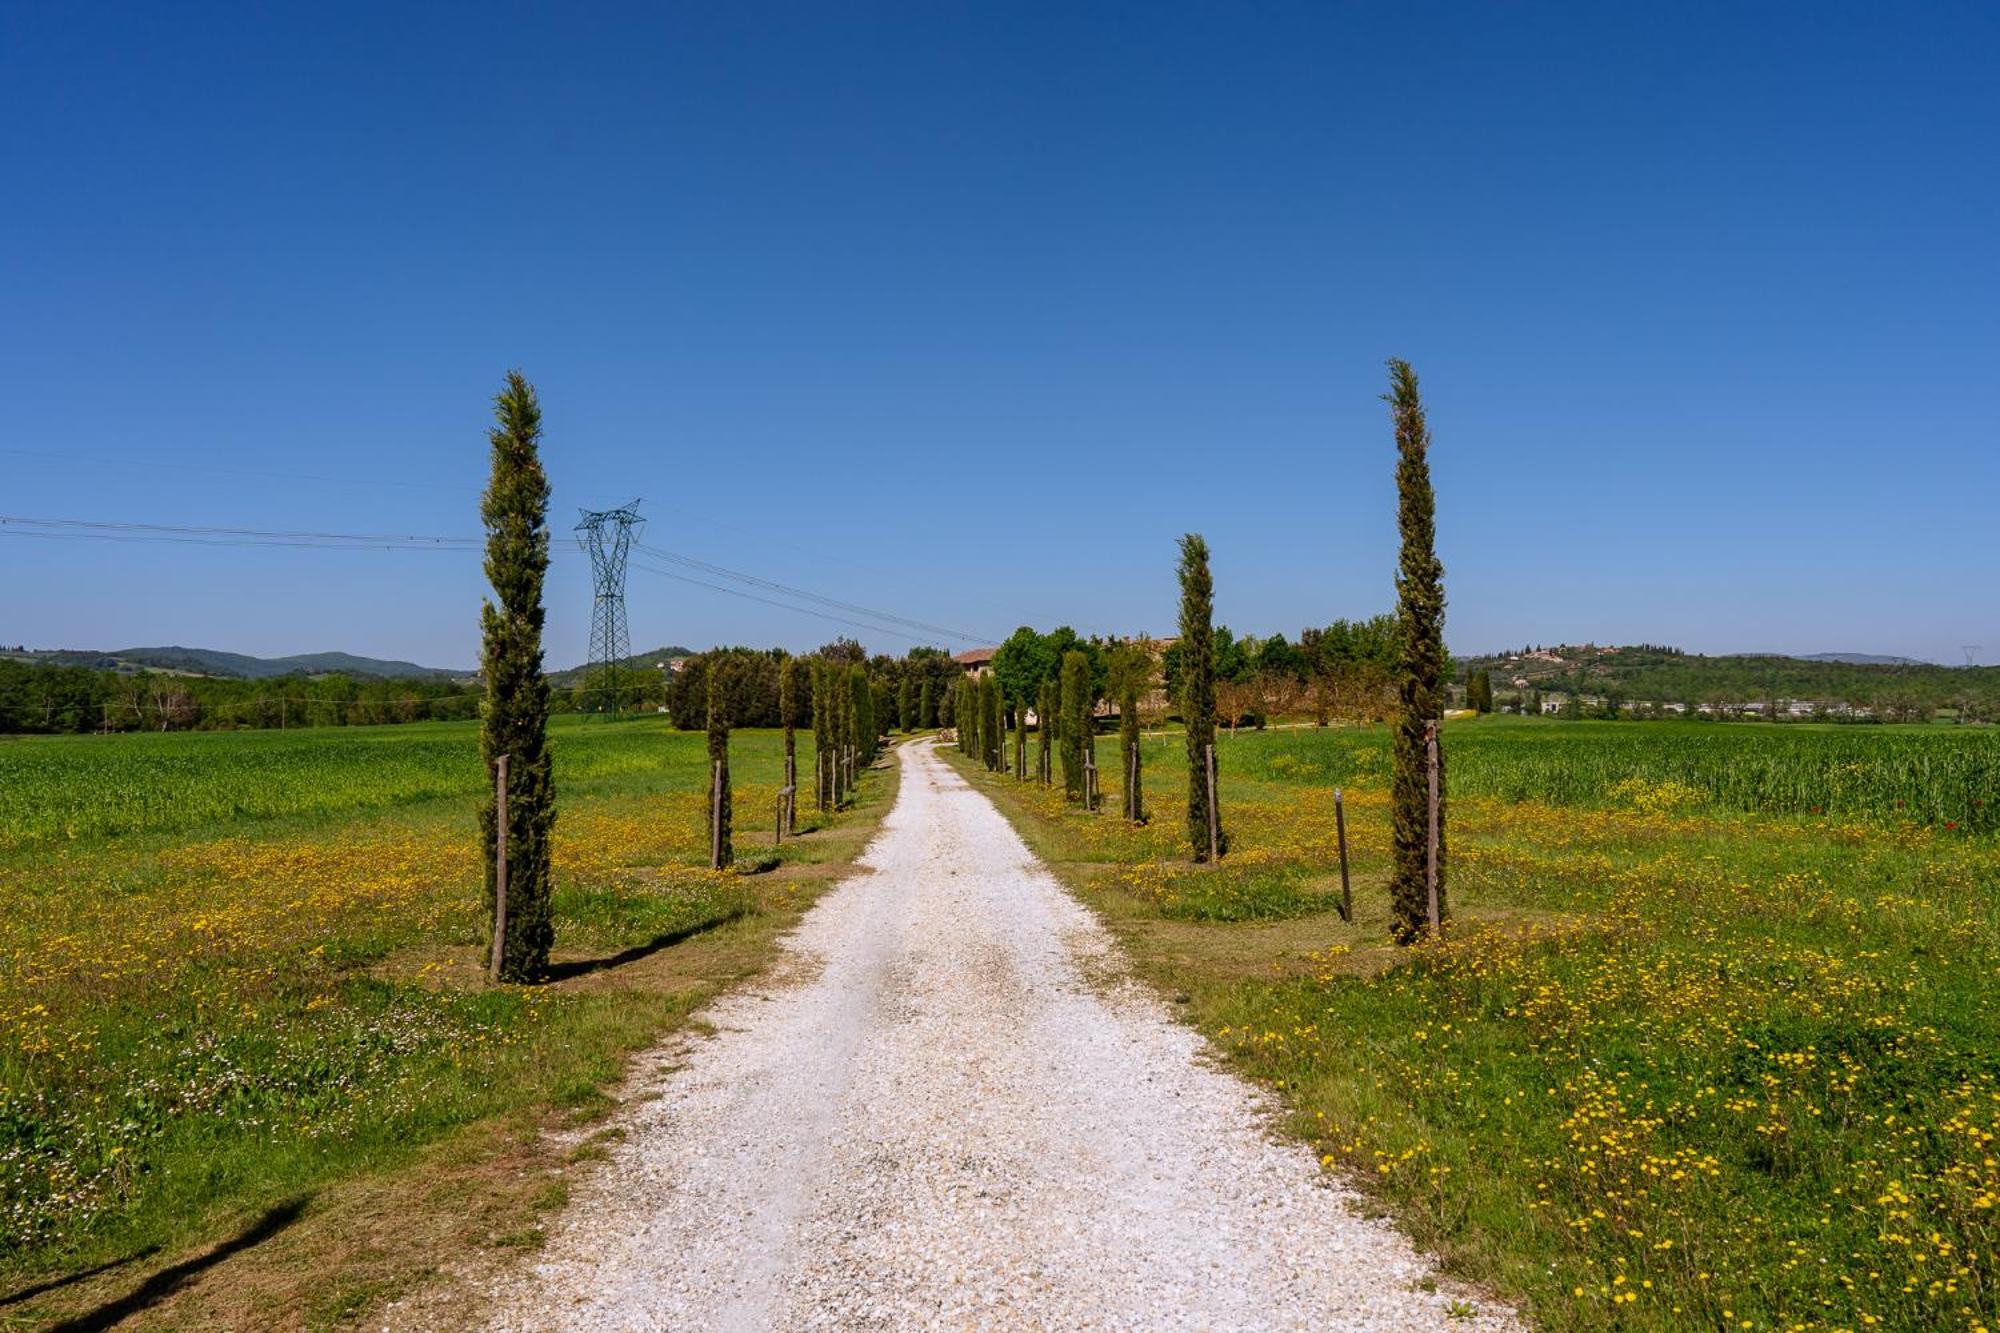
[0,447,471,493]
[628,560,932,645]
[3,511,983,648]
[0,514,480,549]
[634,540,991,644]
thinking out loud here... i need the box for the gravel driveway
[470,738,1515,1331]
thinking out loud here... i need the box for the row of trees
[954,643,1142,819]
[475,357,1453,977]
[665,641,964,736]
[0,658,484,734]
[955,362,1449,943]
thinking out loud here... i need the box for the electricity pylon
[576,501,643,711]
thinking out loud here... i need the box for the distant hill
[5,645,470,680]
[1461,642,1996,721]
[1793,652,1930,667]
[549,645,694,686]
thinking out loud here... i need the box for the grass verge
[0,719,899,1330]
[946,722,2000,1333]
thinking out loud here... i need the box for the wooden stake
[1205,742,1219,862]
[489,754,510,983]
[711,758,725,870]
[1334,786,1352,923]
[1425,721,1441,935]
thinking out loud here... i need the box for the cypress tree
[829,659,848,803]
[1014,688,1028,777]
[778,651,797,798]
[848,665,870,773]
[973,677,987,766]
[1037,678,1056,784]
[919,680,934,733]
[1082,678,1098,800]
[986,675,1003,770]
[898,675,915,733]
[479,370,556,983]
[1178,533,1225,860]
[707,651,733,870]
[811,660,832,810]
[961,678,979,756]
[1388,358,1447,943]
[1121,681,1145,823]
[1059,650,1088,801]
[833,665,850,798]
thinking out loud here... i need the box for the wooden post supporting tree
[784,655,807,832]
[778,651,797,831]
[1205,743,1219,861]
[479,370,555,983]
[489,754,510,982]
[1425,721,1441,932]
[1334,787,1352,922]
[1178,534,1225,861]
[708,652,733,871]
[1387,358,1448,942]
[1120,682,1144,823]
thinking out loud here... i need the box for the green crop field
[0,717,895,1326]
[1234,717,2000,832]
[954,717,2000,1331]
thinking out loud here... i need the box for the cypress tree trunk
[1178,533,1225,860]
[707,653,733,870]
[1059,651,1088,801]
[1388,359,1448,942]
[479,370,556,981]
[1121,682,1144,823]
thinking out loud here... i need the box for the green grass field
[952,717,2000,1332]
[0,717,894,1328]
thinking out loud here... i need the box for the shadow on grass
[43,1197,309,1332]
[0,1247,161,1309]
[543,909,749,982]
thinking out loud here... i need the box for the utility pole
[575,501,643,712]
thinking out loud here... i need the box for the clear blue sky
[4,2,1995,668]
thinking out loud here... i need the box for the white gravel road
[465,739,1515,1331]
